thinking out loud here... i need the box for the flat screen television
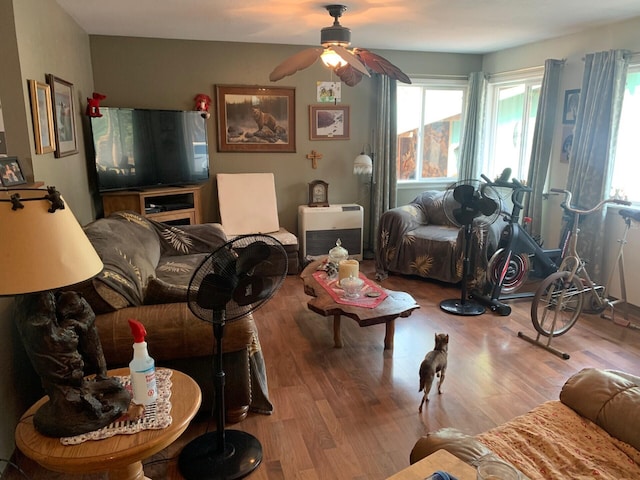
[90,107,210,192]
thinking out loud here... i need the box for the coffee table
[301,259,419,349]
[15,368,201,480]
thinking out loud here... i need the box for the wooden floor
[6,260,640,479]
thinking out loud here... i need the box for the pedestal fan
[178,234,287,480]
[439,181,500,316]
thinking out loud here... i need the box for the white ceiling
[56,0,640,55]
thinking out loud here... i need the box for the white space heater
[298,204,364,261]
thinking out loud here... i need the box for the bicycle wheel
[486,248,530,294]
[531,271,584,337]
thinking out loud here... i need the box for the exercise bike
[471,174,566,315]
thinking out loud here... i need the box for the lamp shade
[353,152,373,175]
[0,189,103,295]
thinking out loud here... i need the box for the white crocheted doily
[60,368,173,445]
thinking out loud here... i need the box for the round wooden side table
[15,368,201,480]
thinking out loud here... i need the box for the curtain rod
[408,73,469,81]
[487,64,545,79]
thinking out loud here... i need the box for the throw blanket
[84,211,226,308]
[477,401,640,480]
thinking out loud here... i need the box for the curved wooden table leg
[333,314,343,348]
[384,320,395,350]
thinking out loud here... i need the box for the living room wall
[482,15,640,305]
[2,0,639,470]
[88,36,482,235]
[0,0,96,468]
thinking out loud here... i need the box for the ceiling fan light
[321,48,347,68]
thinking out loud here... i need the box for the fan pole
[214,322,226,453]
[440,222,487,316]
[178,316,263,480]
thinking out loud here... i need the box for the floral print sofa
[72,211,273,422]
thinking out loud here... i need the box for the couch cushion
[412,190,457,227]
[144,253,211,304]
[84,211,162,306]
[560,368,640,451]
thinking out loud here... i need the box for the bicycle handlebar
[550,188,632,215]
[481,171,532,192]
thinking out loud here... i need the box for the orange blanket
[476,401,640,480]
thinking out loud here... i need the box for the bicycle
[519,188,631,359]
[471,173,565,315]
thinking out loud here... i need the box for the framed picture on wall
[0,156,27,187]
[562,89,580,125]
[309,105,350,140]
[47,74,78,158]
[28,80,55,154]
[215,85,296,153]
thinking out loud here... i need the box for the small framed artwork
[561,126,574,164]
[308,179,329,207]
[0,156,27,187]
[309,105,350,140]
[562,89,580,125]
[316,81,341,103]
[28,80,55,154]
[215,84,296,153]
[47,74,78,157]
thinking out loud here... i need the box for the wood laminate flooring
[5,260,640,479]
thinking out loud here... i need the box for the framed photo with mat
[47,74,78,158]
[0,156,27,187]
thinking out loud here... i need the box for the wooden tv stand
[102,185,204,225]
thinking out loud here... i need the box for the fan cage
[187,234,288,324]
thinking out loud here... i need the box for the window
[396,80,467,183]
[610,67,640,202]
[482,75,542,181]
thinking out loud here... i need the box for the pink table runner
[312,271,388,309]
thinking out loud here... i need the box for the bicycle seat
[618,208,640,223]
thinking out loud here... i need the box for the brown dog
[418,333,449,412]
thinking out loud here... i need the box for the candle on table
[338,259,359,283]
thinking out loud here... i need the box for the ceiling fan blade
[269,47,324,82]
[329,45,370,77]
[333,64,364,86]
[353,48,412,84]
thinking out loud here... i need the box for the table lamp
[0,187,131,437]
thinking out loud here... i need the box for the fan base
[439,298,486,316]
[178,430,262,480]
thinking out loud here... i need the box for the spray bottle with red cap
[128,319,158,405]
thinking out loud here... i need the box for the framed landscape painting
[215,85,296,152]
[28,80,55,154]
[47,74,78,157]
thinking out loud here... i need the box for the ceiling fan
[269,4,411,87]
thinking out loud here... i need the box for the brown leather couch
[74,211,273,422]
[410,368,640,479]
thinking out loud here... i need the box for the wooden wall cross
[306,150,323,169]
